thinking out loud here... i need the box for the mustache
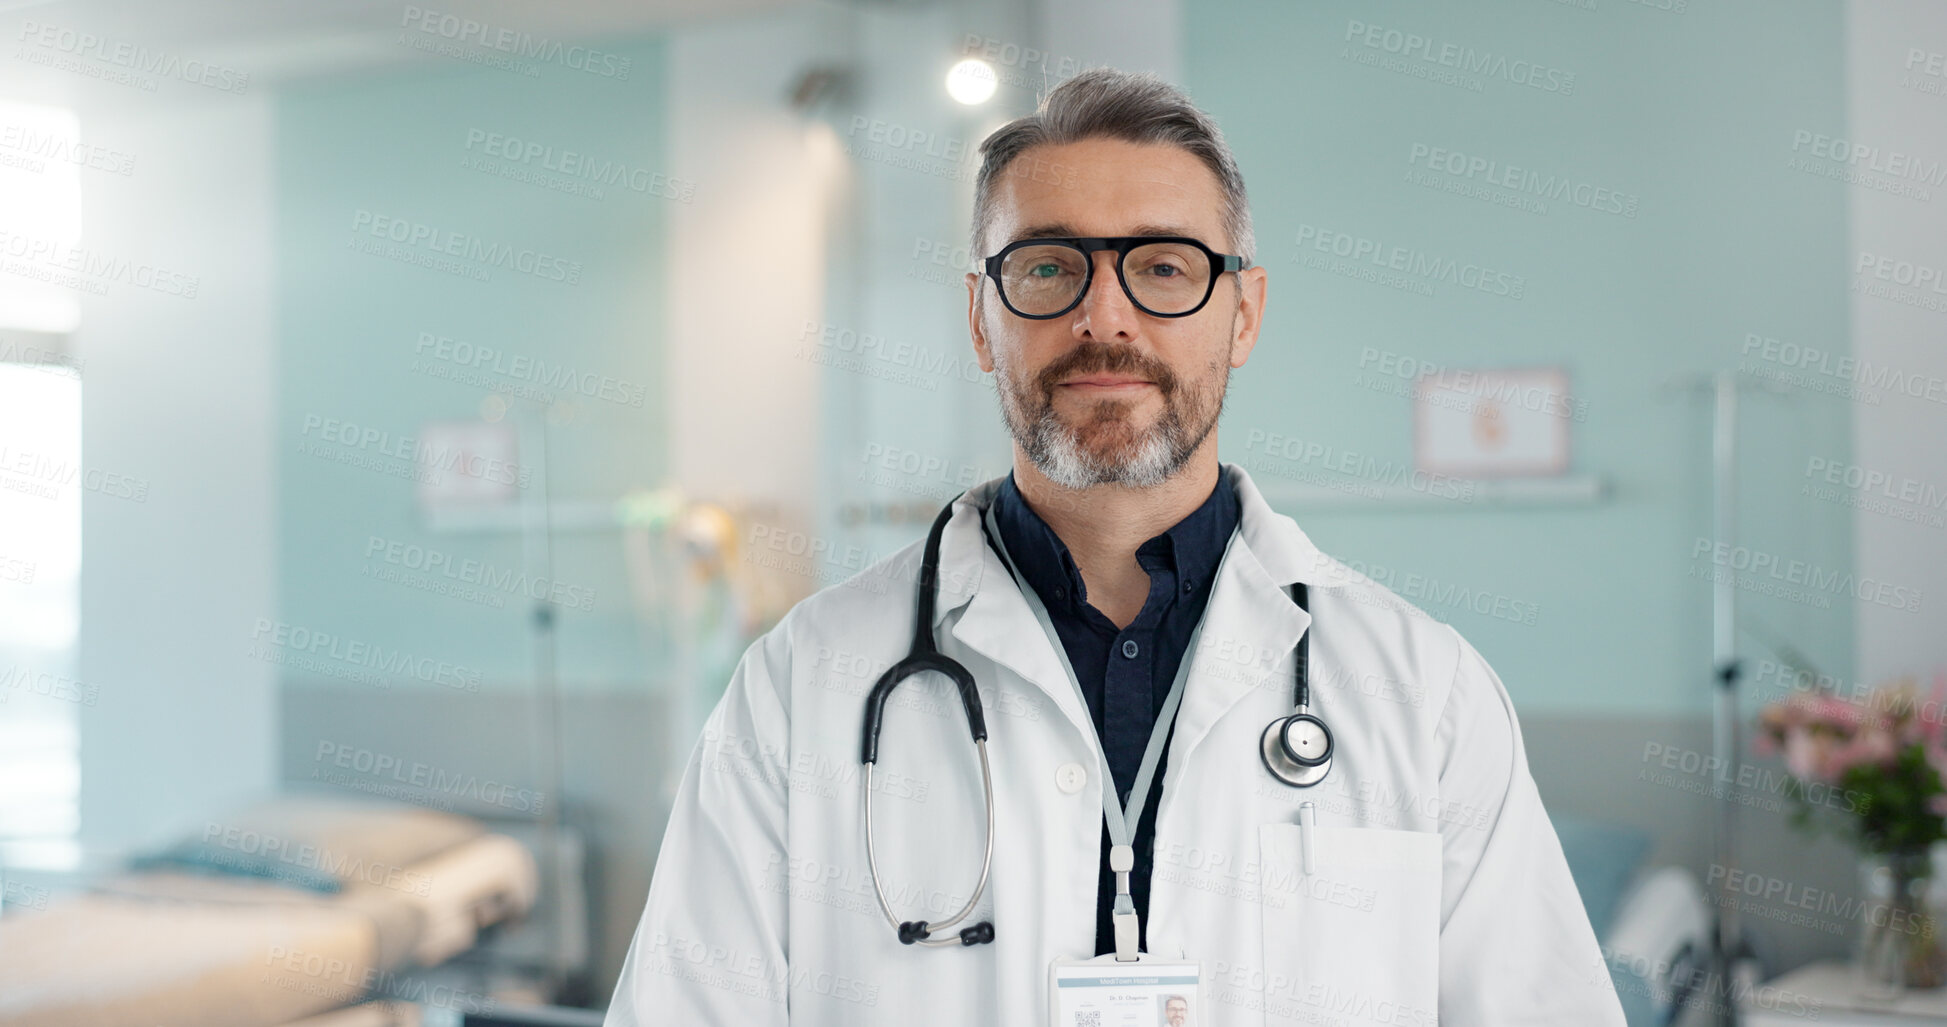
[1034,342,1178,395]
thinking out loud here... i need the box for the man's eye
[1031,263,1065,278]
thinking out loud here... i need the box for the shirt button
[1054,587,1065,600]
[1055,762,1087,794]
[1122,639,1139,659]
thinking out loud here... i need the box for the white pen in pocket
[1298,801,1317,875]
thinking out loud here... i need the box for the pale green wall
[277,40,671,690]
[1187,0,1853,712]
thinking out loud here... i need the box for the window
[0,99,85,866]
[0,360,83,849]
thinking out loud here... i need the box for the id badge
[1050,953,1202,1027]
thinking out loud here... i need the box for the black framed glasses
[980,236,1248,320]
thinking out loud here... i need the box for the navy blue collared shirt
[986,470,1240,956]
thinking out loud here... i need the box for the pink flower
[1827,723,1899,777]
[1761,686,1909,781]
[1782,727,1844,783]
[1922,672,1947,747]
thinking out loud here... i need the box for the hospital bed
[0,795,542,1027]
[1555,814,1715,1027]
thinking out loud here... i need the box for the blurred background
[0,0,1941,1024]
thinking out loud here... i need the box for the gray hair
[969,67,1254,266]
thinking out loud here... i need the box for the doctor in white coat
[607,68,1625,1026]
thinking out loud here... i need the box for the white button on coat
[1054,762,1087,794]
[606,463,1625,1027]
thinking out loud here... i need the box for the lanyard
[980,499,1241,961]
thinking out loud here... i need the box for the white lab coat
[606,464,1625,1026]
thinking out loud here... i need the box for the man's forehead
[987,138,1227,246]
[1011,219,1206,240]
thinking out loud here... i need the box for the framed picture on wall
[1413,366,1578,477]
[415,419,522,509]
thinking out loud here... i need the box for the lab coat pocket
[1255,823,1441,1027]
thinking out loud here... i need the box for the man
[607,68,1623,1025]
[1165,994,1191,1026]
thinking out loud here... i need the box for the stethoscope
[857,491,1334,949]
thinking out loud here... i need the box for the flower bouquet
[1756,674,1947,991]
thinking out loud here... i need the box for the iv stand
[1707,372,1755,1027]
[1674,368,1799,1026]
[515,403,571,1000]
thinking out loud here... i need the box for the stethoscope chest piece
[1261,710,1333,787]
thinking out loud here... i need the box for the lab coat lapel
[1167,463,1324,782]
[1163,523,1303,779]
[933,479,1101,746]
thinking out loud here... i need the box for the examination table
[0,795,538,1027]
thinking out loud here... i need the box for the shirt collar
[933,463,1338,636]
[989,468,1240,614]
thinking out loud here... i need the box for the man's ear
[1228,265,1267,369]
[967,272,996,373]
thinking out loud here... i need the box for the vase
[1856,847,1947,997]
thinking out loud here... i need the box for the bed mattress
[0,799,537,1027]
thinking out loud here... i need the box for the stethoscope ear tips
[896,919,995,946]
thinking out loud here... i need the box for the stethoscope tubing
[860,493,997,946]
[862,740,995,945]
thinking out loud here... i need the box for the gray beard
[994,349,1227,490]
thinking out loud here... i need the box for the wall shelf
[1257,473,1609,513]
[422,499,639,534]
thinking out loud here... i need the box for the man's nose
[1074,250,1140,338]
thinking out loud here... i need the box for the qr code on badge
[1076,1012,1101,1027]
